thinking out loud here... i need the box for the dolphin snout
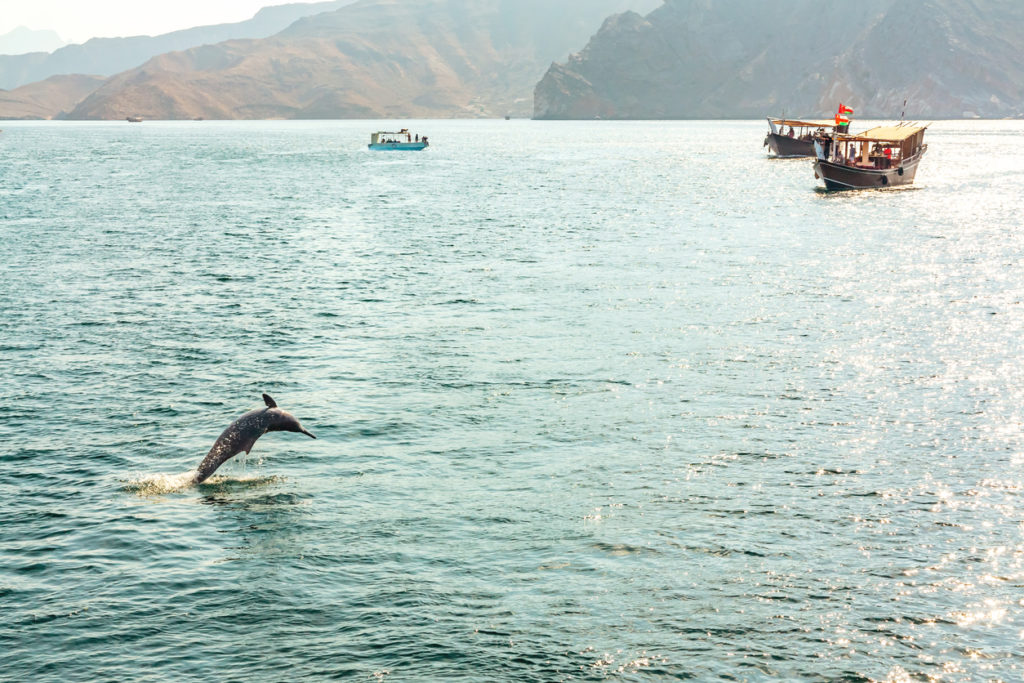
[301,428,316,439]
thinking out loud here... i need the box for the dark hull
[765,133,815,158]
[813,146,926,191]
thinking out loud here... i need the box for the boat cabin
[768,118,834,141]
[815,123,929,170]
[370,129,427,144]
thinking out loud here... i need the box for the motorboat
[369,129,428,151]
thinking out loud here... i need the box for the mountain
[0,74,106,119]
[534,0,1024,120]
[0,27,66,56]
[59,0,659,120]
[61,0,661,121]
[0,2,354,91]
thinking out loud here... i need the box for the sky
[0,0,278,44]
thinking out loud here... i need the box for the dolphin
[193,393,316,485]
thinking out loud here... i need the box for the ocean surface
[2,119,1023,682]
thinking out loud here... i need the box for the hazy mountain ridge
[0,27,66,56]
[7,0,1019,121]
[63,0,661,121]
[534,0,1024,119]
[0,74,105,120]
[0,1,353,91]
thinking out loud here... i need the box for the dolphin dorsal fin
[263,393,278,408]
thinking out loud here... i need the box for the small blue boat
[369,129,429,151]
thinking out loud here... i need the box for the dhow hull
[813,147,926,191]
[765,133,815,158]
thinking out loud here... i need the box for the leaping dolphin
[193,393,316,485]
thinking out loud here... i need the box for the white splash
[121,470,284,496]
[122,471,198,496]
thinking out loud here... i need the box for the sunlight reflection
[952,600,1008,627]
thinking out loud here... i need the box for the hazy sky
[0,0,276,44]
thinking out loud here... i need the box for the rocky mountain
[0,2,354,91]
[0,27,66,56]
[0,74,106,120]
[534,0,1024,119]
[63,0,661,120]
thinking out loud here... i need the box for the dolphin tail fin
[263,393,277,408]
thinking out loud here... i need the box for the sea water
[1,119,1023,681]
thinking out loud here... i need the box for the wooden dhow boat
[812,122,929,191]
[765,103,854,158]
[764,118,837,158]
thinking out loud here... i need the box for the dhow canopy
[843,123,929,142]
[770,119,836,128]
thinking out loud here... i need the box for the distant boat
[812,123,929,191]
[369,129,428,151]
[766,103,855,158]
[126,116,142,123]
[764,118,836,158]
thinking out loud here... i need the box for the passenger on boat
[869,143,884,169]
